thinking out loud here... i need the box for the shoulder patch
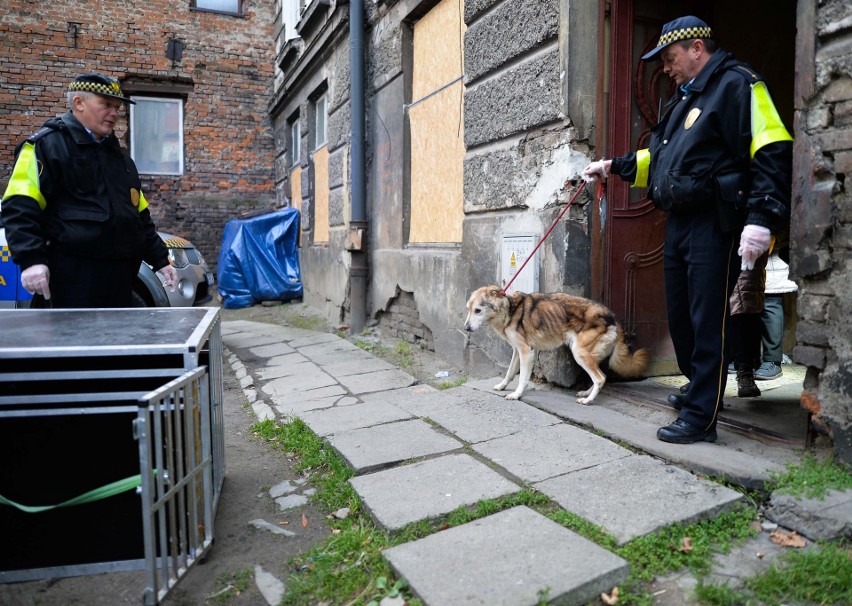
[26,126,58,144]
[729,64,761,84]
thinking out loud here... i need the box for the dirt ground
[0,301,454,606]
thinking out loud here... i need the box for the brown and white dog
[464,285,649,403]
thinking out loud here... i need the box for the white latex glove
[21,264,51,300]
[157,264,178,292]
[582,159,611,183]
[738,225,771,270]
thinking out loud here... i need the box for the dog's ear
[487,285,505,298]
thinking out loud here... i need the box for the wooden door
[603,0,795,374]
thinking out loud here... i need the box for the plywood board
[290,166,301,212]
[409,81,464,243]
[412,0,465,101]
[313,145,330,243]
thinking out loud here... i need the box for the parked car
[0,221,213,308]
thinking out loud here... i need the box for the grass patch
[210,567,254,603]
[697,542,852,606]
[251,418,358,511]
[352,338,388,356]
[547,507,757,605]
[436,378,467,389]
[768,452,852,499]
[393,341,415,369]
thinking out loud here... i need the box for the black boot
[736,363,761,398]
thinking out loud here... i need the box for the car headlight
[168,247,190,269]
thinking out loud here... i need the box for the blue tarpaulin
[217,209,303,309]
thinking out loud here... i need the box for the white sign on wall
[501,235,539,294]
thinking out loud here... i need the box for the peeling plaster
[522,144,589,211]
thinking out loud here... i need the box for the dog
[464,285,649,404]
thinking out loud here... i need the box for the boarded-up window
[409,0,465,243]
[313,145,330,243]
[290,166,301,213]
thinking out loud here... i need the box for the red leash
[501,179,603,295]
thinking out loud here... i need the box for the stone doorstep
[383,506,629,606]
[350,453,521,531]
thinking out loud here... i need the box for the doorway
[601,0,805,444]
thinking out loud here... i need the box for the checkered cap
[68,73,135,104]
[641,16,713,62]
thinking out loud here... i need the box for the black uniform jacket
[1,112,168,271]
[612,50,792,232]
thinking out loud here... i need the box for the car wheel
[131,290,150,307]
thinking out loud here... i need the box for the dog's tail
[608,326,649,378]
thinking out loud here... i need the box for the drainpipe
[347,0,368,333]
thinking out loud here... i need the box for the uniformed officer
[1,72,177,307]
[583,16,793,443]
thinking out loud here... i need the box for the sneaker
[755,361,782,380]
[727,363,736,374]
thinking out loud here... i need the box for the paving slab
[327,419,462,474]
[301,346,377,366]
[222,333,285,349]
[298,401,414,437]
[273,397,339,416]
[256,360,319,381]
[269,384,347,406]
[261,371,338,396]
[765,488,852,540]
[350,453,520,531]
[288,333,341,348]
[394,387,561,443]
[336,369,417,395]
[322,356,396,378]
[249,342,296,358]
[536,455,745,544]
[473,423,633,483]
[264,352,310,366]
[359,384,438,404]
[383,506,629,606]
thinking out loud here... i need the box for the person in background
[583,16,793,444]
[757,251,797,379]
[1,72,176,308]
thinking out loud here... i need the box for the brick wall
[376,288,435,352]
[0,0,277,272]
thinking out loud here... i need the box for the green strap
[0,474,143,513]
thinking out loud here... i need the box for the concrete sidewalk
[221,319,849,606]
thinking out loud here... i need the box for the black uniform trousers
[663,205,740,431]
[34,248,140,308]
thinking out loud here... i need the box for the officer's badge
[130,188,140,207]
[684,108,702,130]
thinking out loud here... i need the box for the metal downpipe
[348,0,367,332]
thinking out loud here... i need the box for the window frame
[281,0,302,41]
[314,94,327,150]
[290,118,301,168]
[129,95,185,177]
[193,0,243,16]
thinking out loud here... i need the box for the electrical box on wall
[501,235,539,294]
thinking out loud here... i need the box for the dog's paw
[493,382,509,391]
[576,388,591,398]
[576,396,593,405]
[505,392,523,400]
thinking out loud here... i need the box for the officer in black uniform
[1,73,177,307]
[583,16,793,443]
